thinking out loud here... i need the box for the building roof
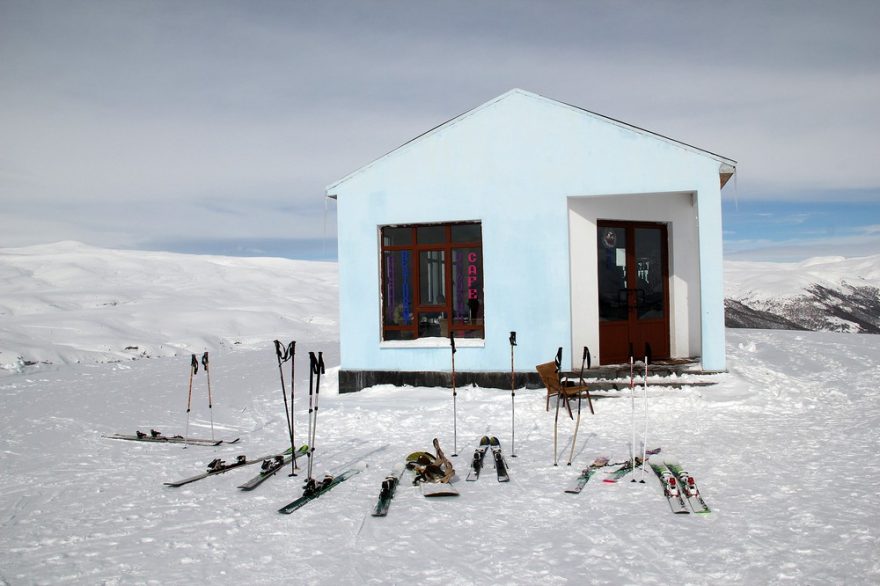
[326,88,737,196]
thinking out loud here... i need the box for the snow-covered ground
[1,243,879,585]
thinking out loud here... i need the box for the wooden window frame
[380,221,484,341]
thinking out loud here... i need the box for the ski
[371,465,406,516]
[649,462,689,514]
[488,436,510,482]
[603,457,641,483]
[603,447,660,483]
[105,430,239,446]
[564,456,609,494]
[465,436,491,481]
[664,460,710,514]
[277,443,389,514]
[279,470,362,513]
[238,445,310,491]
[164,447,291,487]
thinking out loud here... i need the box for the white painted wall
[329,90,730,373]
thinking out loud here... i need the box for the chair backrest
[536,361,561,392]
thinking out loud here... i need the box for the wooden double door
[597,221,670,364]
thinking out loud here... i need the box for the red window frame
[380,222,484,341]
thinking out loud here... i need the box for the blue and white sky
[2,1,878,261]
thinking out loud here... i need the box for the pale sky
[2,0,878,259]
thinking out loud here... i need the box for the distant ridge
[725,254,880,333]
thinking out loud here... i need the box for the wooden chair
[536,361,594,412]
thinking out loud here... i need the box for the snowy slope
[0,241,337,371]
[1,243,879,584]
[725,254,880,332]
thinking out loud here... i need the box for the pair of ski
[465,436,510,482]
[563,455,641,493]
[277,443,389,514]
[164,445,309,488]
[649,459,710,514]
[105,430,240,446]
[564,447,661,493]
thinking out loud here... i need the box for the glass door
[597,221,670,364]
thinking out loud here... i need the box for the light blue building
[327,89,736,392]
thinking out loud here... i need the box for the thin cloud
[1,1,879,257]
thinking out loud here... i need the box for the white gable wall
[330,90,728,373]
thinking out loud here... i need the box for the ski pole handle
[584,346,591,370]
[191,354,198,375]
[509,331,516,346]
[201,352,209,372]
[449,331,456,354]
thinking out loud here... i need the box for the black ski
[164,447,290,487]
[489,436,510,482]
[277,444,389,514]
[466,436,491,481]
[105,430,240,446]
[371,465,406,517]
[238,445,310,491]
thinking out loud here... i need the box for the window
[380,222,484,340]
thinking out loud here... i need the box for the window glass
[382,250,413,326]
[417,225,445,244]
[382,330,416,341]
[419,250,446,306]
[451,223,481,243]
[635,228,665,320]
[452,248,483,325]
[598,227,628,322]
[382,227,412,246]
[418,311,448,338]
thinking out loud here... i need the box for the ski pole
[629,354,636,476]
[274,340,297,476]
[553,347,562,466]
[307,352,324,481]
[306,351,315,481]
[640,350,649,483]
[450,332,457,457]
[509,331,517,458]
[289,341,297,476]
[184,354,198,448]
[567,346,590,466]
[201,352,214,442]
[313,351,324,474]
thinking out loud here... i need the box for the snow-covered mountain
[724,254,880,333]
[0,241,337,371]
